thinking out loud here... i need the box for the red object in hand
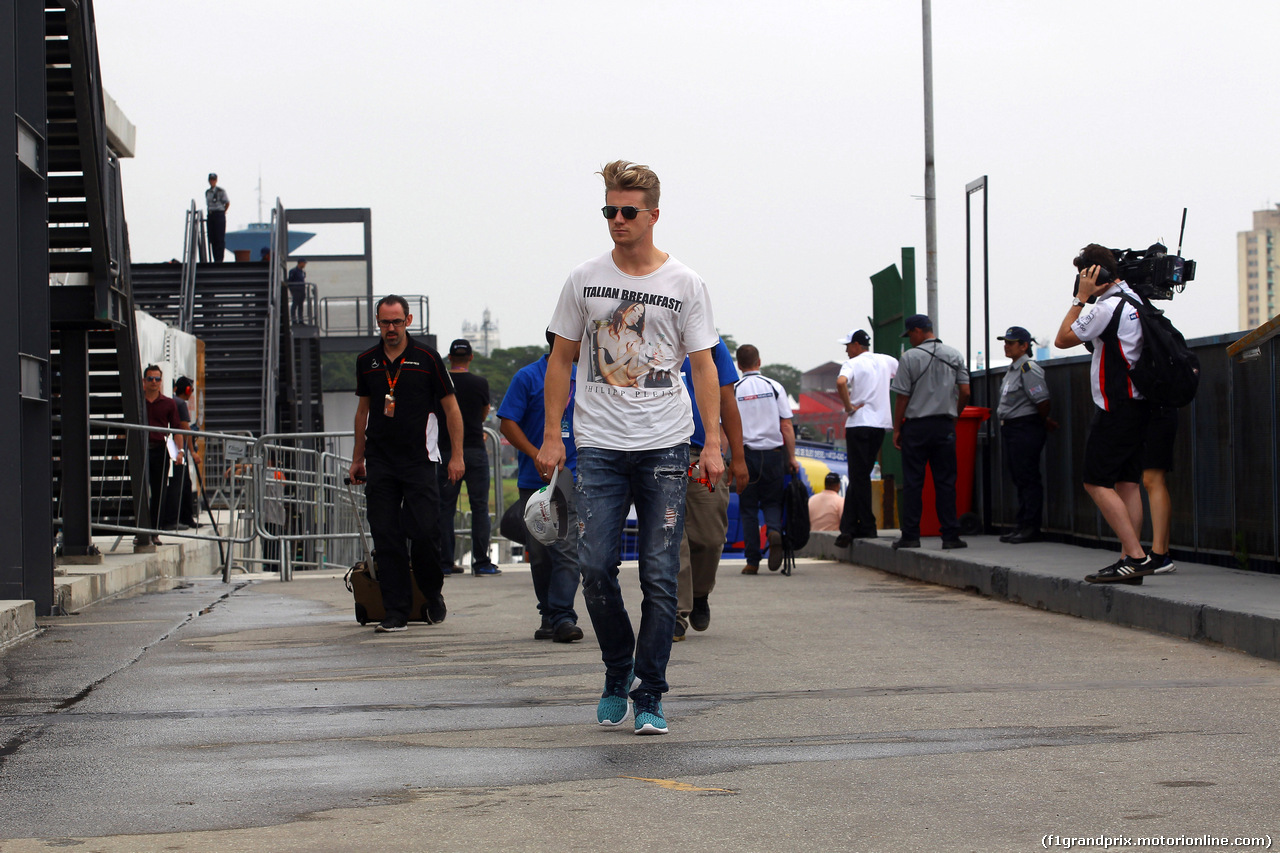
[687,463,715,493]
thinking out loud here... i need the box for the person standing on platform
[205,173,229,263]
[996,326,1056,544]
[350,295,464,632]
[437,339,502,576]
[172,376,201,529]
[537,159,724,736]
[734,344,800,574]
[497,331,583,642]
[288,260,308,324]
[834,329,897,546]
[891,314,971,551]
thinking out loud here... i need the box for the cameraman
[1053,244,1153,583]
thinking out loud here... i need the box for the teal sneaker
[633,690,668,735]
[597,668,636,727]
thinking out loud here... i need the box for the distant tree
[321,352,359,392]
[718,331,738,355]
[470,344,548,409]
[762,363,801,399]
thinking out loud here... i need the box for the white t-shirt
[1071,281,1145,410]
[548,252,718,451]
[839,351,898,429]
[736,371,792,450]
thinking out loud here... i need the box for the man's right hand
[349,460,366,484]
[535,437,566,482]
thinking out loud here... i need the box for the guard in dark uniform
[996,326,1056,543]
[205,173,229,263]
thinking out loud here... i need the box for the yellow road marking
[621,776,736,793]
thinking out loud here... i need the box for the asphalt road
[1,559,1277,852]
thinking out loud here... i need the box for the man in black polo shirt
[437,339,502,575]
[351,296,465,632]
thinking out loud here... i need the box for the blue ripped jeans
[575,444,689,697]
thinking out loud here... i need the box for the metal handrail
[178,201,200,332]
[262,200,287,434]
[319,294,429,338]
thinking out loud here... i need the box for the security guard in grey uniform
[996,326,1057,543]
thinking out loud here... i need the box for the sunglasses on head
[601,205,651,220]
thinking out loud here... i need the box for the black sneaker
[690,596,710,632]
[553,621,583,643]
[425,593,446,624]
[1150,552,1177,574]
[673,618,687,642]
[833,534,852,548]
[375,618,407,633]
[534,619,555,640]
[892,537,921,549]
[1006,528,1042,544]
[941,538,968,550]
[1085,554,1152,584]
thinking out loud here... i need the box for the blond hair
[599,160,660,209]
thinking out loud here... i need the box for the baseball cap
[523,467,570,544]
[449,339,473,357]
[837,329,871,346]
[997,326,1034,344]
[208,173,217,180]
[901,314,933,336]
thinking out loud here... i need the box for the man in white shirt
[834,329,897,546]
[734,344,800,573]
[1053,243,1152,584]
[537,160,723,737]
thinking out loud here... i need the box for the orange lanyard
[383,357,405,397]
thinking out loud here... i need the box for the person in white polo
[734,344,799,573]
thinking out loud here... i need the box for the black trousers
[208,210,227,262]
[899,416,958,540]
[1002,416,1046,529]
[146,442,169,530]
[840,426,885,537]
[365,452,443,622]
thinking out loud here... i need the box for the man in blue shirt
[497,332,582,642]
[675,339,747,639]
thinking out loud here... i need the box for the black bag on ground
[1116,293,1200,408]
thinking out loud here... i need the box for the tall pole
[922,0,939,330]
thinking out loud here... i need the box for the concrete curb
[0,537,223,648]
[800,530,1280,663]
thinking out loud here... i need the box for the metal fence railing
[970,329,1279,573]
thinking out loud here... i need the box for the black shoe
[450,565,466,574]
[425,594,446,624]
[673,618,687,642]
[553,621,583,643]
[767,529,784,571]
[1006,528,1042,544]
[375,618,407,633]
[892,537,921,549]
[534,620,555,640]
[941,538,968,550]
[1085,554,1152,584]
[854,528,879,539]
[690,596,710,632]
[998,529,1016,543]
[833,534,852,548]
[151,535,164,546]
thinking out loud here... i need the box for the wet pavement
[2,552,1279,851]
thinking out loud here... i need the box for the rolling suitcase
[341,479,436,625]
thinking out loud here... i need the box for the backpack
[1109,292,1200,408]
[783,475,811,551]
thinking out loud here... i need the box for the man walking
[674,338,747,639]
[498,331,583,642]
[1054,245,1153,583]
[205,173,229,263]
[891,314,971,550]
[437,339,501,576]
[351,295,464,632]
[734,344,799,574]
[136,364,182,549]
[834,329,897,546]
[537,160,724,736]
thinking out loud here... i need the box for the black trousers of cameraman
[364,451,443,622]
[899,416,959,541]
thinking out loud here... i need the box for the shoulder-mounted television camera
[1072,209,1196,302]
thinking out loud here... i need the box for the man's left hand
[729,457,749,493]
[448,456,465,484]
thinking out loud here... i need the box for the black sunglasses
[601,205,651,220]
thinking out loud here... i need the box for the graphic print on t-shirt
[582,287,684,389]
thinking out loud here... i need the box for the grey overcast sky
[96,1,1280,373]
